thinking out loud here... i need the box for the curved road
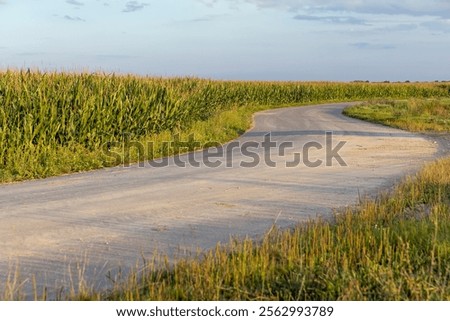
[0,103,439,299]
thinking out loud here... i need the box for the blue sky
[0,0,449,81]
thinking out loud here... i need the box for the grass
[343,99,450,132]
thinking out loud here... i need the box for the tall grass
[1,70,449,182]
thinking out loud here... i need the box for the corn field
[0,70,449,182]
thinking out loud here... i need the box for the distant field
[1,70,449,183]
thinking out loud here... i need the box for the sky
[0,0,449,81]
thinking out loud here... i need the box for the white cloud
[66,0,84,6]
[198,0,450,36]
[197,0,219,7]
[350,42,395,50]
[64,15,86,22]
[222,0,450,18]
[122,1,148,13]
[422,19,450,33]
[294,14,369,25]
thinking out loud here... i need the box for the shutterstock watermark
[103,132,347,168]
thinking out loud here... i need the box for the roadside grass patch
[343,99,450,132]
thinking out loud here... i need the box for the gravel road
[0,103,440,299]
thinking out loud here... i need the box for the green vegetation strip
[344,99,450,132]
[1,70,449,182]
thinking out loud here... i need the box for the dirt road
[0,103,440,298]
